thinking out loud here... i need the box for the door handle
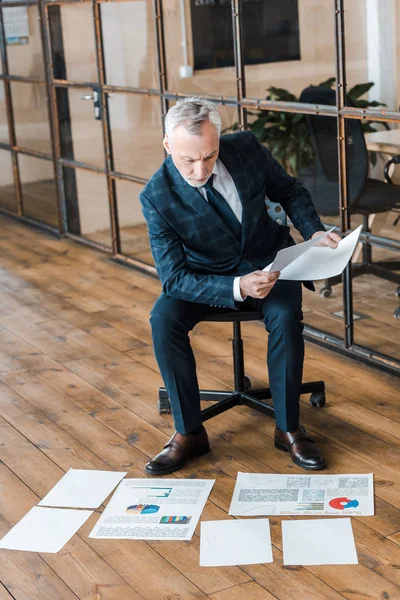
[79,87,101,120]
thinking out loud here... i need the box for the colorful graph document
[89,478,215,541]
[282,518,358,565]
[200,519,273,566]
[229,473,374,516]
[263,225,362,281]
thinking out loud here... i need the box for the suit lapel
[167,156,240,246]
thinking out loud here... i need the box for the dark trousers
[150,280,304,434]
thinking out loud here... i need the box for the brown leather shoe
[274,425,326,470]
[145,427,210,475]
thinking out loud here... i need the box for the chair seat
[204,308,264,322]
[354,178,400,215]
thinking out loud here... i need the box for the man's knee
[263,281,304,334]
[150,295,192,337]
[265,306,304,334]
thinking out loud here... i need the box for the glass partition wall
[0,0,399,376]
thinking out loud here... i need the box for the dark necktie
[203,175,241,241]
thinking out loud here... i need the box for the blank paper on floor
[200,519,273,566]
[0,507,93,553]
[38,468,127,509]
[282,518,358,565]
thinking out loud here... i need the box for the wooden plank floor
[0,213,399,600]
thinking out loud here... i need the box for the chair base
[158,380,326,420]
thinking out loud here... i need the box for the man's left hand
[311,230,342,248]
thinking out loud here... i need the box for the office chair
[158,200,326,419]
[298,86,400,318]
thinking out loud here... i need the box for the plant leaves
[267,86,297,102]
[348,82,374,100]
[251,119,267,137]
[366,100,387,107]
[317,77,336,89]
[353,99,387,109]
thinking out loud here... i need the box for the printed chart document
[282,518,358,565]
[0,507,93,553]
[263,225,362,281]
[200,519,273,566]
[89,478,215,541]
[39,468,127,509]
[229,473,374,516]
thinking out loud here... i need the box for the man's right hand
[239,270,280,300]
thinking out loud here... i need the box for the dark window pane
[11,82,52,154]
[0,150,17,213]
[191,0,300,70]
[19,154,58,227]
[0,81,9,145]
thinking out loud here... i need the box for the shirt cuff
[233,276,245,302]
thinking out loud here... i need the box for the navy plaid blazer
[140,130,324,309]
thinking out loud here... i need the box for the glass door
[47,1,114,248]
[47,0,165,258]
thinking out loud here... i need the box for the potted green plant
[227,78,387,176]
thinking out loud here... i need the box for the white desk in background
[365,128,400,155]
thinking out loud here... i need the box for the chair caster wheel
[244,376,252,391]
[158,397,171,414]
[310,391,326,407]
[394,307,400,320]
[320,287,332,299]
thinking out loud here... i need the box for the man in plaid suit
[140,97,340,475]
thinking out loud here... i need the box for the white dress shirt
[199,159,244,302]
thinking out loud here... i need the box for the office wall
[163,0,369,100]
[2,1,400,232]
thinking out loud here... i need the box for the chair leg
[232,321,246,392]
[300,381,325,394]
[158,388,172,414]
[362,214,373,265]
[201,394,241,421]
[199,390,232,401]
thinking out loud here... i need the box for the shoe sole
[274,440,326,470]
[144,445,210,476]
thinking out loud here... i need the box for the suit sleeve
[141,192,237,309]
[255,135,325,241]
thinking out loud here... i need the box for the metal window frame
[0,0,399,376]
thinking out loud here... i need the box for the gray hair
[165,97,221,138]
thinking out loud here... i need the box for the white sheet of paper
[200,519,273,566]
[266,228,334,273]
[0,507,92,553]
[89,478,215,541]
[282,518,358,565]
[264,225,362,281]
[38,468,127,509]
